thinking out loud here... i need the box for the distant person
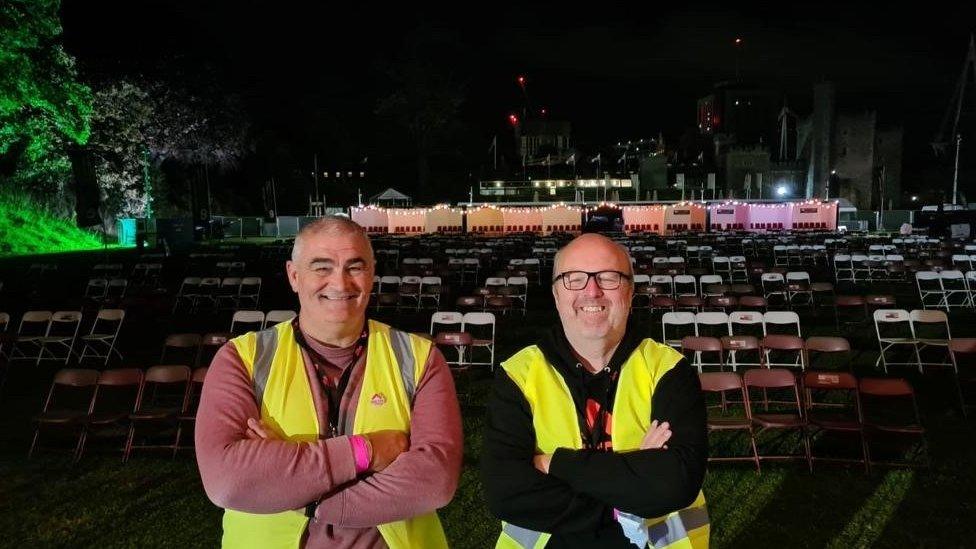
[482,233,709,548]
[196,216,462,548]
[900,222,913,236]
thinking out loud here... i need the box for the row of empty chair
[0,309,125,366]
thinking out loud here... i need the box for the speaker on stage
[68,147,101,228]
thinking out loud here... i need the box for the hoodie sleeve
[546,359,708,518]
[481,371,616,535]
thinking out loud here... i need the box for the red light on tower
[734,37,743,46]
[508,113,520,126]
[540,107,547,116]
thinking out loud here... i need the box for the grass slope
[0,191,105,256]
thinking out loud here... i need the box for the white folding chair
[462,312,496,369]
[238,277,263,308]
[761,273,788,306]
[939,270,970,309]
[695,312,730,338]
[874,309,920,373]
[651,274,674,297]
[85,278,109,301]
[673,275,698,297]
[379,276,402,294]
[430,311,464,335]
[419,276,443,309]
[785,272,813,306]
[915,271,945,309]
[729,311,765,338]
[10,311,53,363]
[230,310,266,335]
[833,254,854,282]
[506,277,529,311]
[910,309,953,371]
[662,312,697,347]
[263,310,297,328]
[699,275,724,297]
[763,311,801,337]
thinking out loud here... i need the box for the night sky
[60,1,976,201]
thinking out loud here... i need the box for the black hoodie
[481,323,707,549]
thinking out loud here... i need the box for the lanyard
[292,318,368,436]
[579,367,620,450]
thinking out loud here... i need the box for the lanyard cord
[291,318,368,436]
[578,366,620,450]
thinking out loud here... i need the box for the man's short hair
[291,216,374,263]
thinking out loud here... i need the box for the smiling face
[286,222,374,338]
[552,233,633,346]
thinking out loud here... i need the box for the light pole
[953,133,962,205]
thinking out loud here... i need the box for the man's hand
[533,453,552,474]
[363,430,409,472]
[245,417,281,440]
[640,420,672,450]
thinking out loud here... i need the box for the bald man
[482,233,709,549]
[196,217,461,548]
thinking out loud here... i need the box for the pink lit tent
[664,203,707,233]
[789,201,838,231]
[350,207,389,234]
[708,203,750,231]
[387,208,428,235]
[466,206,504,234]
[746,203,793,231]
[542,205,582,233]
[425,206,463,234]
[622,206,667,234]
[502,208,544,233]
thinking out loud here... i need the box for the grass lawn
[1,249,974,548]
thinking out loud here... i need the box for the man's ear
[285,260,299,293]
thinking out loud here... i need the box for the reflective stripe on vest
[495,338,709,549]
[224,319,447,549]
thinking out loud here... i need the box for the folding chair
[462,312,496,369]
[915,271,944,309]
[263,310,297,328]
[761,273,788,307]
[729,311,765,339]
[85,278,109,301]
[29,368,100,459]
[939,270,970,309]
[673,275,698,297]
[858,377,927,468]
[762,311,801,337]
[173,277,201,312]
[123,364,192,462]
[238,277,263,308]
[682,336,724,373]
[743,368,811,470]
[194,277,222,312]
[910,309,953,371]
[699,371,761,471]
[506,277,529,313]
[632,274,653,309]
[216,277,243,310]
[948,338,976,417]
[699,275,725,297]
[662,312,697,348]
[419,276,444,309]
[160,333,202,368]
[485,296,515,316]
[105,278,128,304]
[37,311,83,365]
[803,371,868,473]
[10,310,53,364]
[174,366,209,455]
[721,335,762,371]
[230,310,266,335]
[76,368,143,461]
[804,337,851,371]
[79,309,126,365]
[650,274,675,297]
[398,276,422,309]
[695,312,730,339]
[873,309,920,373]
[785,272,813,307]
[761,334,805,370]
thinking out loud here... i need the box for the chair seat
[809,417,862,431]
[81,334,114,341]
[177,413,197,422]
[707,418,752,430]
[37,336,72,344]
[471,339,493,346]
[88,412,131,425]
[879,338,918,344]
[917,338,949,346]
[753,413,806,428]
[865,422,924,434]
[130,408,181,421]
[34,410,87,424]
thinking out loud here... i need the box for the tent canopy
[370,188,412,206]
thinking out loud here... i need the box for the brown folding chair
[802,371,869,473]
[29,368,99,459]
[161,333,202,367]
[485,296,515,315]
[199,332,233,367]
[834,295,867,327]
[700,372,760,472]
[804,337,852,371]
[78,368,144,461]
[948,338,976,417]
[721,335,762,372]
[760,334,806,370]
[743,368,811,470]
[174,366,208,455]
[123,365,192,463]
[681,336,724,373]
[858,377,927,468]
[738,295,768,312]
[455,295,484,313]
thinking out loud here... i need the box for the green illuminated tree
[0,0,92,198]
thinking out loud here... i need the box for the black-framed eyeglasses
[552,270,632,291]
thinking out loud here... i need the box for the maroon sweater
[195,324,463,548]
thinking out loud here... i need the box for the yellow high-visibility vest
[495,339,709,549]
[223,319,448,549]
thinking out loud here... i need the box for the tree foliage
[0,0,92,197]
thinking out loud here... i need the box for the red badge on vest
[370,393,387,406]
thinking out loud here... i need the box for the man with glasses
[483,233,709,548]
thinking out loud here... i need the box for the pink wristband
[350,435,371,474]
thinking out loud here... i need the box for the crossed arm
[195,344,462,525]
